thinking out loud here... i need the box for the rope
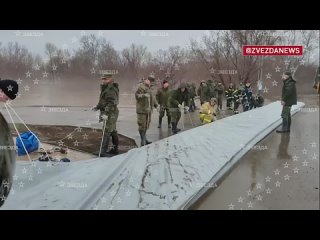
[6,103,52,163]
[4,103,32,163]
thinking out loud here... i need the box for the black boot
[172,122,181,134]
[276,118,289,133]
[100,133,110,157]
[288,116,291,132]
[146,132,152,145]
[168,116,171,128]
[107,132,119,155]
[158,117,162,128]
[139,130,146,146]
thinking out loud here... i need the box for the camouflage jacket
[215,84,224,95]
[156,87,170,107]
[168,87,190,108]
[207,82,216,98]
[197,85,210,102]
[135,83,158,114]
[0,112,15,207]
[96,82,119,115]
[187,84,196,98]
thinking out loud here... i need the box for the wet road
[1,95,317,210]
[191,95,319,210]
[0,98,270,146]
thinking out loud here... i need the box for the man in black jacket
[276,71,297,133]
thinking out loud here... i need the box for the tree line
[0,30,318,91]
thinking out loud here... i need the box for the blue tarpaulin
[16,131,39,156]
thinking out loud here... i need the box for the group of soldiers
[195,79,264,114]
[93,73,265,155]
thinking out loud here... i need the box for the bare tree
[97,40,121,71]
[190,30,280,88]
[121,43,147,78]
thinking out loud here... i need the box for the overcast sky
[1,30,318,63]
[0,30,206,56]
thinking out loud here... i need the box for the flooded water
[13,79,137,107]
[191,95,319,210]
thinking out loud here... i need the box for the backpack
[16,131,39,156]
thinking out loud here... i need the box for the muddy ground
[10,124,138,157]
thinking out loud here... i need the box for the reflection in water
[277,133,291,160]
[250,157,257,191]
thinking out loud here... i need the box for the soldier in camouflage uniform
[0,79,18,207]
[156,79,171,128]
[214,82,224,111]
[197,80,210,105]
[168,82,190,134]
[206,79,216,99]
[93,74,120,157]
[189,82,197,112]
[135,75,158,146]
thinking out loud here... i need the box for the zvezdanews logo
[243,46,303,56]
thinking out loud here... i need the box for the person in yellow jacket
[199,97,218,124]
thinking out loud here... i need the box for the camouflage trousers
[169,108,181,124]
[100,108,119,134]
[137,113,152,131]
[217,95,223,110]
[159,106,170,119]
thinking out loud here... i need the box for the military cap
[0,79,19,100]
[284,71,292,76]
[148,75,155,81]
[179,82,187,88]
[210,97,217,103]
[101,73,113,79]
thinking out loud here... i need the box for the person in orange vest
[199,97,218,124]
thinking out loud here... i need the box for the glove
[184,106,189,111]
[178,104,182,108]
[92,106,98,111]
[101,114,108,120]
[156,105,160,112]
